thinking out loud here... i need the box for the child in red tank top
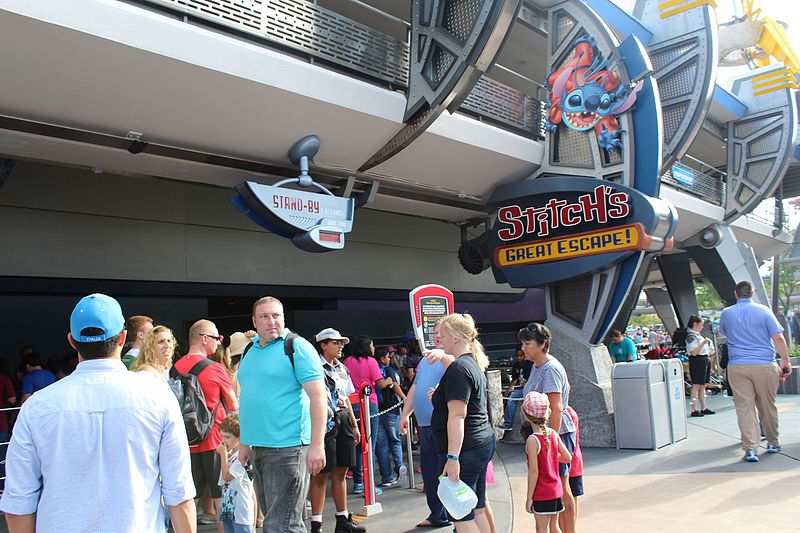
[522,392,572,533]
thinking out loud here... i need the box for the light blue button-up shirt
[719,298,784,365]
[0,358,195,532]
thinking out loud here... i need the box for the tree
[695,282,724,312]
[628,314,660,328]
[775,264,800,314]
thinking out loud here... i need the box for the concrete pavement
[499,392,800,532]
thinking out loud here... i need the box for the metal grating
[441,0,483,44]
[174,0,262,30]
[140,0,545,141]
[552,275,592,325]
[663,101,690,143]
[743,159,774,187]
[555,12,576,49]
[660,166,725,205]
[461,77,546,138]
[734,114,781,139]
[424,44,457,88]
[658,61,697,101]
[553,126,594,167]
[747,129,782,158]
[262,0,409,85]
[650,42,696,72]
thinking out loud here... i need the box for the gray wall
[0,162,517,293]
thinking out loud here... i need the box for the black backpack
[168,358,221,445]
[242,332,336,431]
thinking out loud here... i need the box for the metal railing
[746,198,790,231]
[661,155,726,206]
[135,0,547,140]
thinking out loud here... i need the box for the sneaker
[381,477,399,488]
[767,443,781,454]
[700,408,715,415]
[352,483,382,495]
[498,422,513,431]
[310,520,322,533]
[690,411,704,418]
[744,449,759,462]
[335,513,368,533]
[397,465,408,486]
[346,470,353,479]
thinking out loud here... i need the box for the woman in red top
[343,335,391,494]
[523,391,571,533]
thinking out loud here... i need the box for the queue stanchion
[404,423,416,489]
[358,384,382,516]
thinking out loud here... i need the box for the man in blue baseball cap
[0,294,197,533]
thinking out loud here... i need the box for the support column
[685,224,768,306]
[643,287,679,333]
[658,253,698,327]
[546,322,616,448]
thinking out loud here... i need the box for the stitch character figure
[545,36,642,151]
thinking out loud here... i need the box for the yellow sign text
[494,223,648,267]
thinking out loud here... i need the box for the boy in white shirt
[217,415,256,533]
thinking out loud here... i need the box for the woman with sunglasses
[518,323,577,533]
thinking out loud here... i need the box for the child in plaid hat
[522,392,572,533]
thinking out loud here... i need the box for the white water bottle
[437,475,478,519]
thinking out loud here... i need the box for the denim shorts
[222,520,254,533]
[437,437,496,522]
[252,445,309,532]
[559,431,576,478]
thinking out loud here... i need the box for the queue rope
[353,398,405,422]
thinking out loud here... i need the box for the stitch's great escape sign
[489,177,675,287]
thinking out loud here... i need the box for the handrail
[680,154,727,177]
[340,0,411,29]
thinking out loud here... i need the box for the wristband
[447,453,459,461]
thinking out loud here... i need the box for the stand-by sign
[232,181,355,253]
[409,284,455,351]
[489,177,676,287]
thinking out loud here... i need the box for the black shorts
[321,409,357,474]
[689,355,710,385]
[569,475,584,497]
[533,497,564,514]
[191,449,222,498]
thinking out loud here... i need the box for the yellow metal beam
[659,0,716,18]
[753,81,797,97]
[757,17,800,74]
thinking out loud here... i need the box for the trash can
[662,358,687,442]
[612,360,671,450]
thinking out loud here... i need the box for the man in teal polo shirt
[238,296,327,532]
[608,330,637,363]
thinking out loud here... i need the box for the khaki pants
[728,363,780,451]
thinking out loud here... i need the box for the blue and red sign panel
[489,177,676,287]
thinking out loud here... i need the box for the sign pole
[358,384,382,516]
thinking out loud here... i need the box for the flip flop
[416,519,452,528]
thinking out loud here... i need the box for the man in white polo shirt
[0,293,196,532]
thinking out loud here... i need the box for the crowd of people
[0,279,791,532]
[0,294,450,533]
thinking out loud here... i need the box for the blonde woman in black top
[428,313,495,532]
